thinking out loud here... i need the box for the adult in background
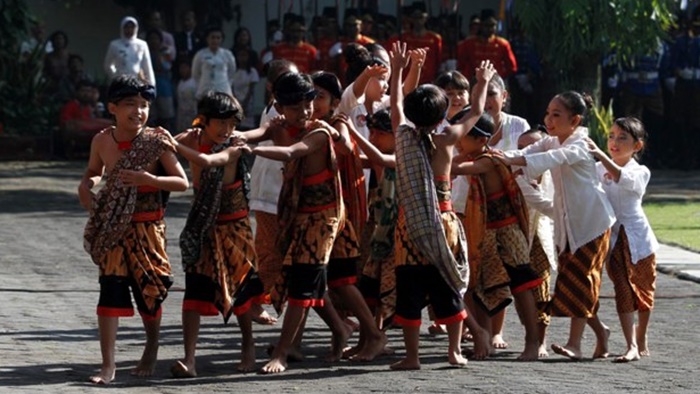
[175,10,204,63]
[272,18,317,74]
[141,10,176,62]
[191,26,236,100]
[457,9,516,80]
[104,16,155,87]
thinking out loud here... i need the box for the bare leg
[551,317,585,360]
[445,320,467,366]
[390,325,421,370]
[463,307,492,360]
[131,314,161,377]
[250,303,277,325]
[260,304,307,374]
[588,315,610,359]
[331,285,387,362]
[490,308,509,349]
[171,310,200,378]
[512,290,540,361]
[89,316,118,385]
[637,310,651,357]
[313,294,353,362]
[537,322,549,358]
[614,311,639,362]
[236,310,257,372]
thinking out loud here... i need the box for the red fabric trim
[486,190,507,200]
[137,185,160,193]
[96,306,134,317]
[434,175,451,182]
[182,300,220,316]
[486,216,518,229]
[132,209,165,222]
[298,202,337,213]
[328,276,358,289]
[222,180,243,190]
[434,309,467,325]
[118,141,132,151]
[394,315,422,327]
[302,169,334,186]
[511,278,544,295]
[438,200,453,212]
[139,307,163,321]
[198,144,213,153]
[216,209,249,223]
[233,299,254,317]
[288,297,325,308]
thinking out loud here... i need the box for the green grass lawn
[644,201,700,252]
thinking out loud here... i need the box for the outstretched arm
[345,120,396,168]
[252,130,326,161]
[403,47,427,94]
[352,64,390,99]
[451,156,493,176]
[390,41,411,132]
[452,60,495,137]
[584,137,622,182]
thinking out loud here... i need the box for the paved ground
[1,161,699,394]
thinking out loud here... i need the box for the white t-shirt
[249,104,284,213]
[192,47,237,99]
[103,37,155,87]
[232,68,260,128]
[176,77,197,132]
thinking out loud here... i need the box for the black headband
[468,124,492,137]
[202,108,239,120]
[109,84,156,103]
[275,88,317,106]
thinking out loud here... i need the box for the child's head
[205,26,224,50]
[106,75,155,130]
[366,109,395,154]
[235,48,251,70]
[273,72,317,129]
[403,84,448,130]
[485,73,507,118]
[545,91,592,139]
[178,58,192,79]
[345,43,389,99]
[145,29,163,49]
[264,59,299,93]
[194,91,244,144]
[49,30,68,50]
[458,113,495,156]
[234,27,252,48]
[310,71,342,120]
[434,71,470,112]
[517,125,547,149]
[609,117,646,162]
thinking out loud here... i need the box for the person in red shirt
[330,14,376,83]
[60,80,113,157]
[272,20,318,74]
[457,13,517,80]
[403,9,442,84]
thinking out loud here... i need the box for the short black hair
[403,84,448,128]
[107,74,155,103]
[273,73,317,106]
[311,71,342,100]
[197,91,244,124]
[434,70,470,91]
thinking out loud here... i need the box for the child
[452,114,543,361]
[515,127,558,358]
[79,75,189,384]
[176,58,197,132]
[232,47,260,130]
[388,42,489,370]
[500,91,616,361]
[585,117,659,363]
[434,70,471,124]
[246,72,352,374]
[161,92,267,376]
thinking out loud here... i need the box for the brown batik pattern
[530,235,552,325]
[550,229,611,318]
[254,211,283,294]
[606,227,656,314]
[395,210,464,267]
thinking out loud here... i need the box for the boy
[160,92,267,376]
[79,75,188,384]
[388,42,492,370]
[452,114,542,361]
[245,72,351,374]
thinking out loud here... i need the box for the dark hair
[613,116,646,159]
[366,109,392,133]
[76,79,98,90]
[204,25,224,40]
[311,71,342,100]
[488,73,506,91]
[273,72,317,106]
[264,59,297,84]
[554,91,594,125]
[522,124,549,136]
[344,43,372,85]
[434,70,470,91]
[48,30,68,47]
[233,27,252,48]
[68,54,84,65]
[403,84,448,128]
[107,74,155,103]
[145,28,163,43]
[469,112,495,137]
[197,91,244,124]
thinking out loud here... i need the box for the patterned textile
[370,167,398,261]
[395,124,468,296]
[550,229,611,318]
[330,219,361,259]
[606,227,656,314]
[255,211,283,293]
[337,140,367,235]
[530,235,552,325]
[84,129,167,264]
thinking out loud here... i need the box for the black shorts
[287,263,327,308]
[97,275,173,319]
[183,270,266,321]
[327,257,359,288]
[394,265,466,327]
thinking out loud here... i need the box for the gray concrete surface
[1,161,699,393]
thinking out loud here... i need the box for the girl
[192,26,236,99]
[585,117,659,363]
[501,91,616,361]
[232,47,260,130]
[434,70,471,124]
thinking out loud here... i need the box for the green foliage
[588,100,614,155]
[0,0,54,135]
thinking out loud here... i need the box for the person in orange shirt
[330,14,376,83]
[457,13,517,80]
[403,9,442,84]
[272,20,318,74]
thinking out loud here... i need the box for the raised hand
[409,47,428,69]
[152,127,178,152]
[390,41,410,72]
[475,60,496,83]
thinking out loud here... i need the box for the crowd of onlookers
[21,2,700,169]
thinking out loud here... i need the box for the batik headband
[275,88,318,106]
[109,84,156,103]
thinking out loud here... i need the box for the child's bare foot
[251,304,277,325]
[461,327,473,342]
[351,332,388,362]
[448,350,468,367]
[390,357,421,370]
[89,365,116,385]
[468,327,493,360]
[237,341,256,373]
[492,334,509,349]
[342,345,360,359]
[592,326,610,359]
[551,343,582,361]
[327,323,353,362]
[613,346,640,363]
[637,334,650,357]
[170,360,197,378]
[266,343,305,362]
[538,344,549,358]
[259,357,287,374]
[428,323,447,335]
[344,317,360,332]
[517,341,540,361]
[131,344,158,377]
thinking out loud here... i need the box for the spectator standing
[175,10,204,63]
[145,29,176,130]
[192,26,237,99]
[457,10,517,80]
[272,19,318,74]
[103,16,155,86]
[141,10,176,62]
[403,8,442,84]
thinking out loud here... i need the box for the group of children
[78,40,659,384]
